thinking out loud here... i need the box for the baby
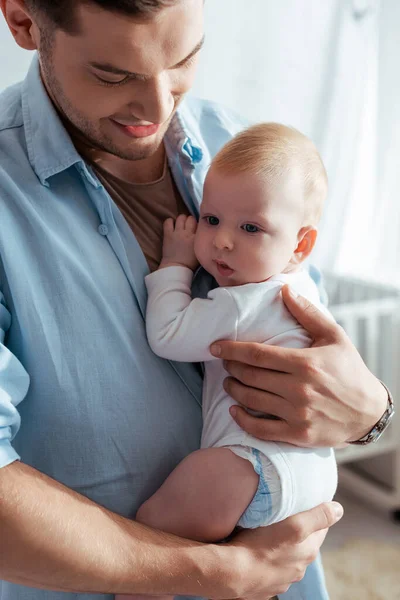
[123,123,337,600]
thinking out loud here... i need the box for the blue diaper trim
[237,448,272,528]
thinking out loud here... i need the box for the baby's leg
[116,447,259,600]
[136,447,259,542]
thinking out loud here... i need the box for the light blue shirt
[0,56,328,600]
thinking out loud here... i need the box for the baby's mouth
[214,260,234,277]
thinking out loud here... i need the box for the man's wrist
[373,380,390,422]
[366,379,390,430]
[148,542,238,598]
[193,543,244,599]
[349,378,392,443]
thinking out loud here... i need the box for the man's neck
[70,130,166,184]
[81,143,167,184]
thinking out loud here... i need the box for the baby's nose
[214,231,233,250]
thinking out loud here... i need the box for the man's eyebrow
[173,35,205,68]
[88,35,205,78]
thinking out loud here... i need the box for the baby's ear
[291,227,318,265]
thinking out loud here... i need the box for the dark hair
[26,0,179,32]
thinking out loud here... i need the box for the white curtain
[371,0,400,285]
[326,0,400,285]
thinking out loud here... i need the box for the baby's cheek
[250,247,276,279]
[193,231,206,262]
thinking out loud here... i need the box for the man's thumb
[281,285,338,340]
[286,502,344,544]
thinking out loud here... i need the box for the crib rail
[321,272,400,513]
[323,272,400,464]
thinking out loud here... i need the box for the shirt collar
[22,55,203,188]
[165,107,204,168]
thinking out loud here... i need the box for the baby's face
[194,167,305,287]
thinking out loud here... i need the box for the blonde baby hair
[211,122,328,226]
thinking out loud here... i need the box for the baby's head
[194,122,328,287]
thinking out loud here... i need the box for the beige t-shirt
[90,160,190,272]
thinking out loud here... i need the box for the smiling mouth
[214,260,234,277]
[112,120,161,138]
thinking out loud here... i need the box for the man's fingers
[224,362,293,397]
[224,377,290,417]
[229,405,292,442]
[284,502,344,545]
[211,341,299,373]
[281,285,340,342]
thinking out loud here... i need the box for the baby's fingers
[163,218,174,235]
[186,215,198,233]
[175,214,187,230]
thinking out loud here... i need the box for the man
[0,1,391,599]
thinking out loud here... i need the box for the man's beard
[39,45,171,162]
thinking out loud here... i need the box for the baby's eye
[242,223,260,233]
[204,216,220,226]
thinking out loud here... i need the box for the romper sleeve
[145,266,238,362]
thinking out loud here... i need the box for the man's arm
[0,460,214,595]
[0,460,343,598]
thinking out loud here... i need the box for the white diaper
[226,441,338,528]
[227,445,283,528]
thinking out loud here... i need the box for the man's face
[38,0,204,160]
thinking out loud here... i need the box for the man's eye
[205,216,219,226]
[95,74,130,87]
[179,55,198,70]
[242,224,260,233]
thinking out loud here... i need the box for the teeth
[116,121,149,127]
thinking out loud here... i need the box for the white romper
[145,267,337,527]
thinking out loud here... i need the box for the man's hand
[159,215,199,271]
[219,501,343,600]
[210,285,388,448]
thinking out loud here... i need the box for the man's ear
[1,0,39,51]
[290,226,318,266]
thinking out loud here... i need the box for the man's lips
[112,119,160,138]
[214,260,234,277]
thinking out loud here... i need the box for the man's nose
[129,74,174,125]
[213,230,234,251]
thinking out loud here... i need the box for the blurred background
[1,0,400,596]
[191,0,400,285]
[193,5,400,597]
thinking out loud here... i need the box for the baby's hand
[159,215,199,271]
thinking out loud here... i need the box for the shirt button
[98,224,109,236]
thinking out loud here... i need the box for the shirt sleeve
[145,266,238,362]
[0,290,30,468]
